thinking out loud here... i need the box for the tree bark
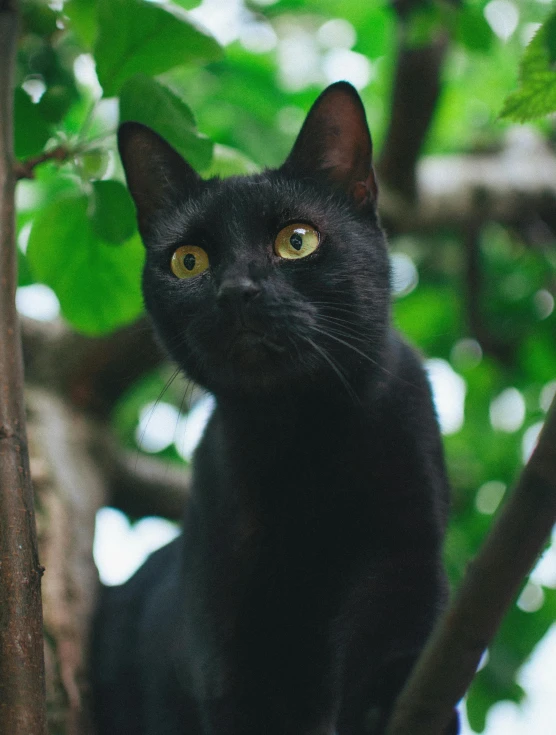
[0,1,48,732]
[386,395,556,735]
[28,388,105,734]
[93,431,189,520]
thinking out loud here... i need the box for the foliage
[26,189,144,334]
[14,0,556,732]
[17,0,219,334]
[501,9,556,122]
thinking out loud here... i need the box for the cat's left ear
[118,122,201,237]
[281,82,377,208]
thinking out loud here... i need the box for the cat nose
[217,277,260,306]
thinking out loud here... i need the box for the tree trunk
[0,2,48,731]
[28,388,106,734]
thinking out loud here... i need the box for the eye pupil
[290,233,303,251]
[183,253,196,270]
[274,223,319,261]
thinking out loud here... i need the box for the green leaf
[204,144,259,178]
[27,192,145,335]
[119,74,213,171]
[466,673,523,732]
[394,285,461,353]
[36,84,74,124]
[17,248,34,288]
[354,6,393,60]
[456,4,493,54]
[405,3,447,49]
[64,0,99,49]
[172,0,202,8]
[467,587,556,730]
[501,12,556,122]
[95,0,222,97]
[79,150,111,180]
[91,181,137,244]
[545,12,556,66]
[21,0,58,36]
[14,88,51,159]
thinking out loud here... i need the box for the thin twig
[13,144,70,180]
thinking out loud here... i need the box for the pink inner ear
[351,170,378,207]
[321,136,371,185]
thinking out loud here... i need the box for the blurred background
[12,0,556,731]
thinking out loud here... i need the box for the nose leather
[217,277,260,307]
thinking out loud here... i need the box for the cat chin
[190,369,290,398]
[198,359,296,396]
[227,330,286,360]
[179,350,321,397]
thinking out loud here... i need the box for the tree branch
[386,395,556,735]
[14,145,70,180]
[27,388,104,734]
[463,227,516,365]
[21,315,164,419]
[379,130,556,234]
[20,318,189,519]
[0,1,48,732]
[93,432,190,521]
[377,0,450,200]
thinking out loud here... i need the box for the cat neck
[214,380,366,434]
[208,327,397,433]
[204,373,382,492]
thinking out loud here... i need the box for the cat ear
[281,81,377,208]
[118,122,201,236]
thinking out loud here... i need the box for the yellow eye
[171,245,209,279]
[274,223,320,260]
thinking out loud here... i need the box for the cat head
[119,82,390,398]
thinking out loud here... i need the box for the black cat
[91,82,459,735]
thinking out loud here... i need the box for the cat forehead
[147,169,374,251]
[206,174,281,212]
[203,174,305,214]
[175,173,333,231]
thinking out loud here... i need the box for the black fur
[91,82,459,734]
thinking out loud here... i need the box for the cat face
[120,83,391,397]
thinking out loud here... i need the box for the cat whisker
[303,336,361,406]
[312,323,379,358]
[310,325,422,389]
[157,328,192,352]
[308,323,389,377]
[314,303,380,323]
[311,301,362,316]
[313,297,384,313]
[134,366,182,468]
[316,315,376,341]
[174,377,200,459]
[315,326,377,351]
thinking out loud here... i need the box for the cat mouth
[227,329,286,359]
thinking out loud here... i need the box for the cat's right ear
[118,122,201,237]
[280,82,377,209]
